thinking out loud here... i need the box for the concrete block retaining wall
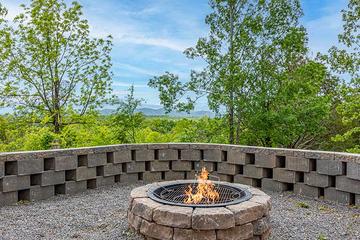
[1,143,359,207]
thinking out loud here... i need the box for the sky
[2,0,348,110]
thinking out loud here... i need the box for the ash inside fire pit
[148,181,252,207]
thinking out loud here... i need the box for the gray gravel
[0,183,359,240]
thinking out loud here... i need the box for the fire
[184,167,220,204]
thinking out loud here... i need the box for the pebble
[0,183,359,240]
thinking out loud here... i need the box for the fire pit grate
[148,181,252,207]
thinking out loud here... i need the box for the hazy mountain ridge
[100,108,214,117]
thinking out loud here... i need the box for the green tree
[242,61,333,148]
[113,85,145,143]
[149,0,307,144]
[0,0,113,133]
[322,0,359,153]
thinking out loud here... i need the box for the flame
[184,167,220,204]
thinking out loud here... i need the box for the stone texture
[0,161,4,178]
[286,156,310,172]
[54,155,77,171]
[336,176,360,194]
[317,160,344,176]
[153,205,193,228]
[131,198,163,221]
[165,171,185,181]
[304,171,332,187]
[0,143,359,210]
[228,149,246,165]
[87,153,107,167]
[135,150,154,162]
[294,183,319,198]
[227,201,266,225]
[356,194,360,206]
[113,150,132,163]
[324,187,351,205]
[130,184,151,199]
[159,149,178,161]
[103,163,122,176]
[261,178,288,192]
[128,211,143,231]
[1,175,30,192]
[18,158,43,175]
[181,149,201,161]
[29,185,54,201]
[192,207,235,230]
[234,174,257,186]
[150,161,170,172]
[173,228,216,240]
[194,161,216,172]
[62,180,87,195]
[94,176,115,187]
[0,191,18,206]
[255,154,277,168]
[119,173,138,183]
[217,223,253,240]
[217,162,239,175]
[347,161,360,180]
[40,170,65,186]
[74,167,97,181]
[249,195,272,211]
[273,168,299,183]
[172,161,192,171]
[253,216,270,235]
[125,162,146,173]
[143,172,162,183]
[140,220,173,240]
[243,165,267,179]
[203,149,222,162]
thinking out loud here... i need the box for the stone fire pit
[128,180,271,240]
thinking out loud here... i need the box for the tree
[0,0,113,133]
[242,61,333,148]
[322,0,359,153]
[149,0,307,144]
[113,85,145,143]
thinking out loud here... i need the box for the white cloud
[303,1,345,55]
[3,0,23,20]
[114,63,158,76]
[118,35,188,52]
[305,13,342,55]
[112,81,148,88]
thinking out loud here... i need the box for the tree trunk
[53,112,61,134]
[228,0,236,145]
[235,108,241,144]
[229,103,234,144]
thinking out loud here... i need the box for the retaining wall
[1,143,359,207]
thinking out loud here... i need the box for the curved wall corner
[0,143,359,207]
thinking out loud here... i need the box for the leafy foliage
[321,0,359,153]
[112,85,145,143]
[0,0,113,133]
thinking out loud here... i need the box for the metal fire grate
[148,181,252,207]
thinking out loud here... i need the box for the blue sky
[4,0,348,110]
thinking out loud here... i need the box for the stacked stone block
[128,183,271,240]
[1,143,360,207]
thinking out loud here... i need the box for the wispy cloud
[2,0,347,110]
[118,35,188,52]
[112,81,148,88]
[114,63,158,76]
[302,0,346,55]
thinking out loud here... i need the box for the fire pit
[128,169,271,240]
[148,181,252,207]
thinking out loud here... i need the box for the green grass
[296,201,310,208]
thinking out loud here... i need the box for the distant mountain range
[100,107,214,118]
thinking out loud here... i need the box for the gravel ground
[0,183,359,240]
